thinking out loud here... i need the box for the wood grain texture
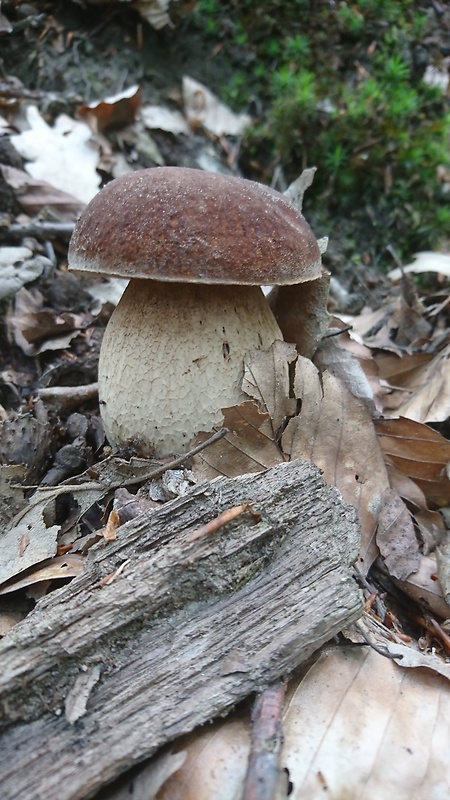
[0,460,362,800]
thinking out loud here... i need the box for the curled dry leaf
[268,271,330,359]
[0,246,50,300]
[1,164,85,218]
[7,286,93,356]
[77,85,141,134]
[283,166,317,213]
[388,251,450,282]
[182,76,252,137]
[314,335,375,410]
[375,416,450,507]
[386,462,445,553]
[140,104,190,135]
[394,553,450,620]
[0,554,85,596]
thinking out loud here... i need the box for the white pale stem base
[99,279,283,456]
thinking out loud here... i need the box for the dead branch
[0,460,362,800]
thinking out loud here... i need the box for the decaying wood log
[0,460,362,800]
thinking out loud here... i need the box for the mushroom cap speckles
[68,167,321,286]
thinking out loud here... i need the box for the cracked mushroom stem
[68,167,322,457]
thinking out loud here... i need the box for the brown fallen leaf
[376,488,420,580]
[7,286,93,356]
[375,416,450,507]
[1,164,85,218]
[386,462,445,554]
[313,335,375,410]
[282,644,450,798]
[242,339,297,435]
[77,85,141,134]
[268,270,331,359]
[394,554,450,620]
[395,340,450,423]
[0,554,84,596]
[282,359,389,572]
[191,401,283,481]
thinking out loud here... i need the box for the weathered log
[0,460,362,800]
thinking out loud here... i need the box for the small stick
[38,383,99,410]
[422,615,450,655]
[118,427,229,489]
[4,222,76,240]
[354,619,403,660]
[26,427,229,497]
[243,680,287,800]
[188,501,260,542]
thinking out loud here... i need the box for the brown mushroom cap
[68,167,321,285]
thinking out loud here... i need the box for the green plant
[190,0,450,266]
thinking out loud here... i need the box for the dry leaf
[283,645,450,799]
[283,167,316,213]
[314,335,375,410]
[394,554,450,620]
[242,340,297,434]
[191,401,283,480]
[0,554,85,596]
[395,340,450,423]
[10,105,100,204]
[133,0,174,29]
[7,286,93,356]
[389,251,450,282]
[0,246,51,299]
[156,717,250,799]
[140,104,190,135]
[375,417,450,507]
[182,76,252,137]
[1,164,85,218]
[376,488,420,580]
[386,462,445,553]
[77,85,141,134]
[268,272,330,359]
[283,360,389,572]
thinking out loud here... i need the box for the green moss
[191,0,450,267]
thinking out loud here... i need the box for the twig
[4,222,76,241]
[354,619,403,660]
[243,681,287,800]
[38,383,99,410]
[188,501,260,542]
[119,427,229,488]
[28,427,229,497]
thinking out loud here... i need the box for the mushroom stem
[99,279,283,456]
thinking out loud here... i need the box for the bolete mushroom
[68,167,321,456]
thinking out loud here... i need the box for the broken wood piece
[243,680,287,800]
[0,460,362,800]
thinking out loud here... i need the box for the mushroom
[68,167,321,456]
